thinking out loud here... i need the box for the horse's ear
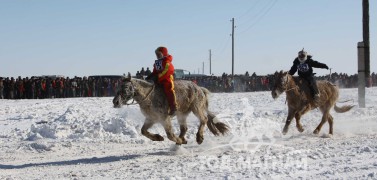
[123,72,132,82]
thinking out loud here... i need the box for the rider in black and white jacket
[289,49,329,101]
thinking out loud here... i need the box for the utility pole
[209,49,212,75]
[358,0,370,108]
[363,0,370,84]
[231,18,235,77]
[202,62,204,74]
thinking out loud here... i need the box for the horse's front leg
[141,119,164,141]
[294,113,304,133]
[162,118,182,145]
[295,106,310,133]
[282,108,296,135]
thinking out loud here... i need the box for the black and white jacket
[289,56,328,78]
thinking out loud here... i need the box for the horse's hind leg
[313,107,330,134]
[192,110,208,144]
[141,119,164,141]
[177,114,189,144]
[282,108,296,135]
[162,119,183,145]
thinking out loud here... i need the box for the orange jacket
[153,52,174,82]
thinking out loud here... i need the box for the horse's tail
[200,87,210,108]
[207,112,229,136]
[200,87,230,136]
[334,103,354,113]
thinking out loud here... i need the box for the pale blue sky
[0,0,376,77]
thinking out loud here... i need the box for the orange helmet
[155,46,168,59]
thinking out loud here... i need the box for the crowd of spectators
[0,75,122,99]
[135,67,152,79]
[1,68,376,99]
[182,71,377,93]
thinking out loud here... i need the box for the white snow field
[0,87,377,179]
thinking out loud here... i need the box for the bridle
[119,80,154,106]
[279,73,299,105]
[282,74,298,92]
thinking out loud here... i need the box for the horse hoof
[176,139,185,145]
[175,138,184,145]
[282,129,288,135]
[153,134,164,141]
[298,127,304,133]
[282,126,289,135]
[181,139,188,144]
[196,136,204,144]
[313,129,319,134]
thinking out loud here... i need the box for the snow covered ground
[0,87,377,179]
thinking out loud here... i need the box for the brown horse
[113,75,229,145]
[271,71,353,135]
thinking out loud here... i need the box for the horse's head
[271,71,290,99]
[113,75,135,108]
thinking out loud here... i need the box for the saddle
[293,77,314,100]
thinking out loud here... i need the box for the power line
[213,35,231,58]
[237,0,268,27]
[213,1,268,58]
[238,0,278,35]
[237,0,263,20]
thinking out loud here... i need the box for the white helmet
[298,48,308,62]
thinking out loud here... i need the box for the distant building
[175,69,207,79]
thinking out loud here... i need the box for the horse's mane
[131,78,196,89]
[131,78,154,88]
[290,75,332,89]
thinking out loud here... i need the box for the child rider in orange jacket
[146,46,177,116]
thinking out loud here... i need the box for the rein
[284,74,298,92]
[126,99,137,106]
[285,86,299,92]
[337,99,354,104]
[283,74,300,104]
[125,81,155,106]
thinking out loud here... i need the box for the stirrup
[168,110,176,116]
[168,107,177,116]
[313,94,320,105]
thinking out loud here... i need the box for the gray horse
[113,76,229,145]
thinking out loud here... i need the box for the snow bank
[0,88,376,179]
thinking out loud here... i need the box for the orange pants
[160,75,177,111]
